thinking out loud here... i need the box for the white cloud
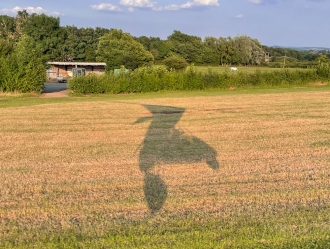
[119,0,156,8]
[92,0,219,12]
[51,12,61,16]
[236,14,243,18]
[249,0,278,4]
[160,0,219,11]
[193,0,219,6]
[249,0,263,4]
[91,3,122,12]
[0,6,62,16]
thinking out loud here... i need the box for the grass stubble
[0,89,330,248]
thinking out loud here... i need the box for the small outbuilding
[47,62,107,81]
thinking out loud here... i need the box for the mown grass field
[0,87,330,248]
[195,65,313,74]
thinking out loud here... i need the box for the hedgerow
[68,64,330,94]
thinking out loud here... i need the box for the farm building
[47,62,106,80]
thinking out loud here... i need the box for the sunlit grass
[0,88,330,248]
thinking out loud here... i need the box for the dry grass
[0,90,330,246]
[310,82,328,87]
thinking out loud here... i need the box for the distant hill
[272,46,330,51]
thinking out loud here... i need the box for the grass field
[0,87,330,248]
[195,65,313,74]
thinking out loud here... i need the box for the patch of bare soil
[40,90,70,98]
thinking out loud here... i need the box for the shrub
[163,56,188,70]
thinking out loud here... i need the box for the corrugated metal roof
[47,62,106,66]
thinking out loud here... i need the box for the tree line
[1,10,330,72]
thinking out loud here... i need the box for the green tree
[315,55,329,64]
[63,26,111,62]
[135,36,152,50]
[22,13,69,62]
[96,29,154,70]
[167,30,204,63]
[234,36,264,65]
[150,40,174,60]
[204,36,221,64]
[223,37,238,65]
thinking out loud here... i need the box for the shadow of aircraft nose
[144,172,167,214]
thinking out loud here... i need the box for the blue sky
[0,0,329,47]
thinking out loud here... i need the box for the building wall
[47,65,106,80]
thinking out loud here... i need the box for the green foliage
[63,26,110,62]
[167,30,204,63]
[24,14,70,62]
[0,38,13,56]
[163,55,188,70]
[68,65,329,95]
[133,65,168,77]
[0,15,15,39]
[234,35,264,65]
[315,55,330,63]
[152,40,174,60]
[96,29,154,70]
[316,62,330,78]
[0,35,45,93]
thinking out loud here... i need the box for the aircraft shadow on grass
[135,105,219,214]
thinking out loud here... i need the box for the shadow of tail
[144,172,167,214]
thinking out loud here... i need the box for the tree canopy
[0,11,329,69]
[96,29,154,70]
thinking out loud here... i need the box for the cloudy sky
[1,0,329,47]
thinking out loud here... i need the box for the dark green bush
[163,56,188,70]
